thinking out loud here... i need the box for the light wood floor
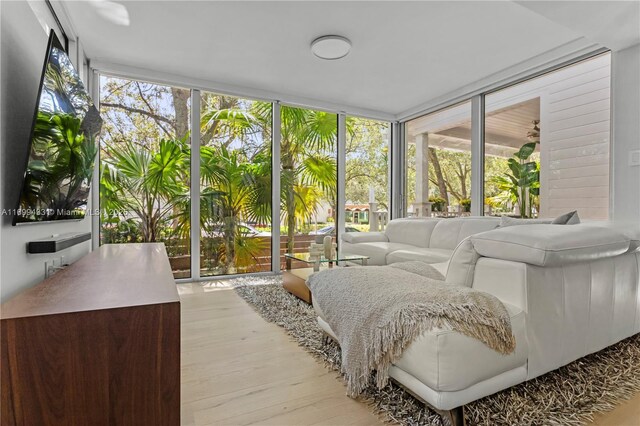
[179,282,640,426]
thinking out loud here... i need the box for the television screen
[13,31,102,225]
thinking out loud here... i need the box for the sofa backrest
[470,223,630,266]
[429,217,500,250]
[384,218,440,248]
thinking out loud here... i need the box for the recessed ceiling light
[311,35,351,60]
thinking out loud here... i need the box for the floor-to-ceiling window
[345,117,391,232]
[280,106,337,269]
[484,53,611,219]
[199,92,272,276]
[97,74,394,279]
[405,101,472,217]
[99,76,191,278]
[401,53,611,221]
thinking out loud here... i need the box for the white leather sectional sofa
[341,217,500,267]
[318,218,640,424]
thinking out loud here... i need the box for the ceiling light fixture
[311,35,351,60]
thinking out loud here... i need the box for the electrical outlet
[629,150,640,167]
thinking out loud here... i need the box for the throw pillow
[552,210,580,224]
[445,237,480,287]
[499,211,581,227]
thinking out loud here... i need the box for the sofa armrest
[472,258,527,313]
[341,232,388,244]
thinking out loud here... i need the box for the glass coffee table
[283,252,369,304]
[284,252,369,272]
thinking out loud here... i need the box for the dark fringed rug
[227,276,640,426]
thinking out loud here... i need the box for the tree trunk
[200,96,239,146]
[286,171,296,255]
[456,163,468,200]
[223,213,236,273]
[331,202,338,245]
[428,148,449,207]
[171,88,190,141]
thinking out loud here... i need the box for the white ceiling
[516,1,640,52]
[62,1,637,118]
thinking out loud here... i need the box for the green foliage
[279,105,338,254]
[100,137,190,242]
[488,142,540,218]
[429,196,446,212]
[344,118,390,208]
[200,145,271,273]
[99,78,394,275]
[20,111,97,221]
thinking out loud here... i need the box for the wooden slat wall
[541,54,611,219]
[484,53,611,220]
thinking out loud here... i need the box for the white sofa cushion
[445,237,479,287]
[387,261,445,280]
[430,261,449,277]
[341,241,418,266]
[581,222,640,254]
[471,224,630,267]
[341,232,388,244]
[430,217,500,250]
[386,248,452,265]
[384,218,439,248]
[499,216,553,227]
[316,303,528,393]
[391,303,527,392]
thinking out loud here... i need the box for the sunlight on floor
[176,280,234,296]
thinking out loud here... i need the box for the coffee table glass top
[284,252,369,264]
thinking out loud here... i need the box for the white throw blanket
[307,261,516,396]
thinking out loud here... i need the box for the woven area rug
[226,276,640,426]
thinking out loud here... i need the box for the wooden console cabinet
[1,243,180,425]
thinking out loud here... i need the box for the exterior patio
[407,53,610,220]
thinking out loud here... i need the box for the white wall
[612,44,640,226]
[541,54,611,220]
[0,1,92,302]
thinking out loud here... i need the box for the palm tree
[200,101,340,259]
[101,98,341,273]
[200,145,271,273]
[279,106,337,253]
[100,138,189,242]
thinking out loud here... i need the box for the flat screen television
[13,30,102,225]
